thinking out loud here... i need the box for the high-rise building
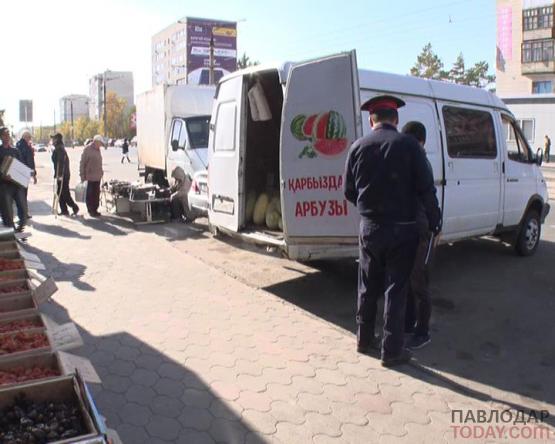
[496,0,555,145]
[152,17,237,86]
[60,95,89,123]
[89,71,134,120]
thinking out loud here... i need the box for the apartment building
[60,95,89,123]
[89,71,134,120]
[497,0,555,149]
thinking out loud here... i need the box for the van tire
[514,210,541,256]
[209,223,220,238]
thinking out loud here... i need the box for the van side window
[214,102,237,151]
[443,106,497,159]
[502,116,533,163]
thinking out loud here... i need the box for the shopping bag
[75,181,88,203]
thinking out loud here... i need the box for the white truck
[136,84,215,185]
[207,51,550,260]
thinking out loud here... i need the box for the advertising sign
[186,17,237,85]
[497,5,512,70]
[19,100,33,122]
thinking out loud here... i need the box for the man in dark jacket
[51,133,79,216]
[344,96,441,367]
[402,121,436,350]
[121,138,130,163]
[16,130,36,219]
[0,127,28,230]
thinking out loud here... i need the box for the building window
[522,39,555,62]
[532,80,552,94]
[523,6,554,31]
[505,119,535,143]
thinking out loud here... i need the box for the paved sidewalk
[24,210,553,444]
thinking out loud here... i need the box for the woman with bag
[51,133,79,216]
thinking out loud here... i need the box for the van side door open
[438,103,502,239]
[208,75,245,231]
[280,51,362,239]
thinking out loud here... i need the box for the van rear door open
[209,75,245,231]
[280,51,362,241]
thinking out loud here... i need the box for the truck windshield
[185,116,210,149]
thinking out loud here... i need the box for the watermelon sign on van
[291,110,349,159]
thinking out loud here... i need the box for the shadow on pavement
[31,220,92,240]
[262,237,555,415]
[41,300,267,444]
[28,200,56,217]
[22,243,95,292]
[77,215,132,237]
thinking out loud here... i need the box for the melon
[314,138,349,156]
[246,191,257,222]
[253,193,269,225]
[266,209,281,230]
[302,114,318,139]
[291,115,307,141]
[312,111,349,156]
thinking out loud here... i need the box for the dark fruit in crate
[0,285,27,294]
[0,332,49,355]
[0,258,25,271]
[0,319,42,334]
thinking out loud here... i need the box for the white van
[207,51,550,260]
[136,84,215,185]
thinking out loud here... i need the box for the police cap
[361,95,405,113]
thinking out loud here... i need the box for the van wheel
[515,210,541,256]
[209,223,220,238]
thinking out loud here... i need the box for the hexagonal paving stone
[110,359,136,377]
[176,429,216,444]
[135,353,165,371]
[102,374,132,394]
[209,418,248,443]
[125,384,157,406]
[116,424,150,444]
[182,388,215,408]
[178,406,213,431]
[150,395,184,418]
[153,377,185,398]
[146,416,181,441]
[131,368,160,387]
[117,345,141,361]
[158,362,185,380]
[119,403,151,427]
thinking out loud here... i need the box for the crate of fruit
[0,241,19,253]
[0,278,31,299]
[0,328,51,361]
[0,250,22,260]
[0,351,62,388]
[0,269,29,283]
[0,294,39,320]
[0,256,26,275]
[0,374,106,443]
[0,313,45,335]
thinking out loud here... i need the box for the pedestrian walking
[544,135,551,163]
[16,130,36,219]
[80,135,104,217]
[169,166,194,222]
[121,138,130,163]
[0,127,27,231]
[343,95,441,367]
[402,121,436,350]
[51,133,79,216]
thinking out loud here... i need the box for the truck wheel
[515,210,541,256]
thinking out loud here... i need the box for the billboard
[186,17,237,85]
[19,100,33,122]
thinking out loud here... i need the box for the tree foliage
[410,43,495,88]
[237,53,260,70]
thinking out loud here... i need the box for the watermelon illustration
[291,115,307,141]
[312,111,349,156]
[302,114,318,139]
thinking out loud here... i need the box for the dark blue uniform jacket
[344,123,441,231]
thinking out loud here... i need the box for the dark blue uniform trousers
[357,219,419,359]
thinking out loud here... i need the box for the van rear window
[443,106,497,159]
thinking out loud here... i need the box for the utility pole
[209,31,215,86]
[103,73,107,140]
[53,109,56,132]
[70,101,74,146]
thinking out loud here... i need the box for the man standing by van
[545,135,551,163]
[80,135,104,217]
[402,121,435,350]
[344,95,441,367]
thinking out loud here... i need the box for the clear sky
[1,0,495,130]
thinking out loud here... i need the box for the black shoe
[407,334,431,350]
[381,349,413,368]
[89,212,101,217]
[58,211,70,216]
[15,225,25,233]
[357,335,381,354]
[26,215,32,219]
[72,206,80,216]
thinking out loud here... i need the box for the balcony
[522,60,555,75]
[523,27,555,40]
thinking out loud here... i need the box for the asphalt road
[32,145,555,418]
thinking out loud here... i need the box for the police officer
[344,95,441,367]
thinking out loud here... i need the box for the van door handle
[447,161,454,172]
[507,178,519,183]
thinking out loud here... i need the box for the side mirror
[171,140,179,151]
[536,147,543,166]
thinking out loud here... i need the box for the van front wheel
[515,210,541,256]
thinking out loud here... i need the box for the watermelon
[314,138,349,156]
[291,115,307,140]
[302,114,318,139]
[253,193,269,225]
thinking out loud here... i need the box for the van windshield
[185,116,210,149]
